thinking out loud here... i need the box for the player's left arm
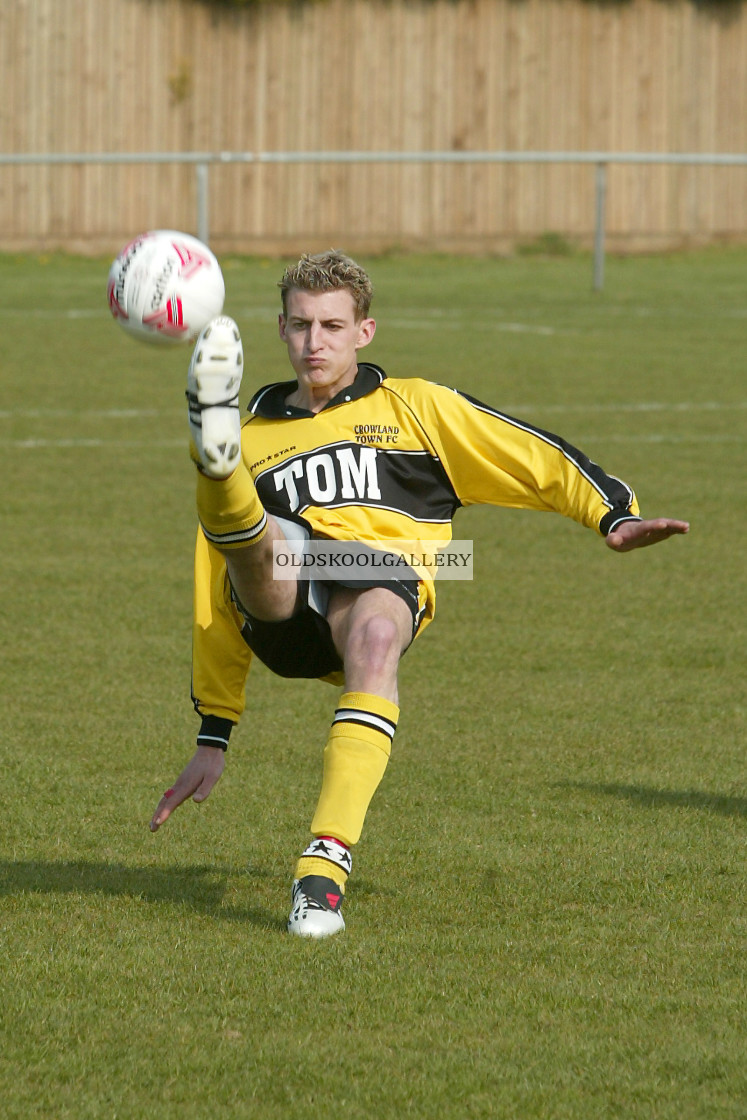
[605,517,690,552]
[396,381,689,547]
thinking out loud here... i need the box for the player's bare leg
[221,519,299,621]
[187,316,299,621]
[327,585,413,703]
[288,586,412,938]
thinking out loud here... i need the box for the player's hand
[605,517,690,552]
[149,746,226,832]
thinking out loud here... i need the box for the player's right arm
[190,528,253,728]
[150,745,226,831]
[150,529,252,832]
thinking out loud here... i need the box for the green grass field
[0,247,744,1119]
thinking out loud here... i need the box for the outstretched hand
[150,746,226,832]
[605,517,690,553]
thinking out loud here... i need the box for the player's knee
[349,613,402,670]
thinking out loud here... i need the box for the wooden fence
[1,0,746,255]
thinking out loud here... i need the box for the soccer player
[149,250,689,938]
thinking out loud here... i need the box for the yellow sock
[294,693,400,885]
[194,454,267,550]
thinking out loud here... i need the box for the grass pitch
[0,247,744,1119]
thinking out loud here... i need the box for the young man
[150,250,689,938]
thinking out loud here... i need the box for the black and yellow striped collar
[248,363,387,419]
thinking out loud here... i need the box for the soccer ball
[107,230,225,344]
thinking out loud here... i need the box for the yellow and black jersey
[192,363,640,726]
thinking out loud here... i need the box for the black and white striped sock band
[301,837,353,876]
[332,706,398,741]
[198,511,268,547]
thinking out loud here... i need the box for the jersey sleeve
[397,380,639,535]
[191,528,252,726]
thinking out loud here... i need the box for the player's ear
[278,314,288,341]
[356,317,376,350]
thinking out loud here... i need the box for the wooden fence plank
[1,0,746,254]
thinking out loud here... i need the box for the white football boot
[187,316,243,478]
[287,876,346,939]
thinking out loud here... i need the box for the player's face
[279,288,375,406]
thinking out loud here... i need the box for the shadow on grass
[0,858,286,930]
[559,781,747,819]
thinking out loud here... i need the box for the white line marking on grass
[1,401,745,422]
[389,318,559,335]
[12,438,185,449]
[386,317,559,335]
[592,305,747,320]
[511,400,747,415]
[0,308,103,319]
[0,408,166,419]
[2,303,746,323]
[573,434,745,444]
[10,433,744,449]
[500,322,556,335]
[0,306,280,322]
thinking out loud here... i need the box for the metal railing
[3,150,746,289]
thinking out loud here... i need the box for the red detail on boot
[326,892,341,909]
[317,835,350,850]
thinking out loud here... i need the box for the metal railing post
[196,162,209,245]
[1,150,745,262]
[593,161,607,292]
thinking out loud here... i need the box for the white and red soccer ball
[107,230,225,344]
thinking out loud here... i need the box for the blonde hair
[278,249,373,320]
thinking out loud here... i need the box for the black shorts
[232,576,423,680]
